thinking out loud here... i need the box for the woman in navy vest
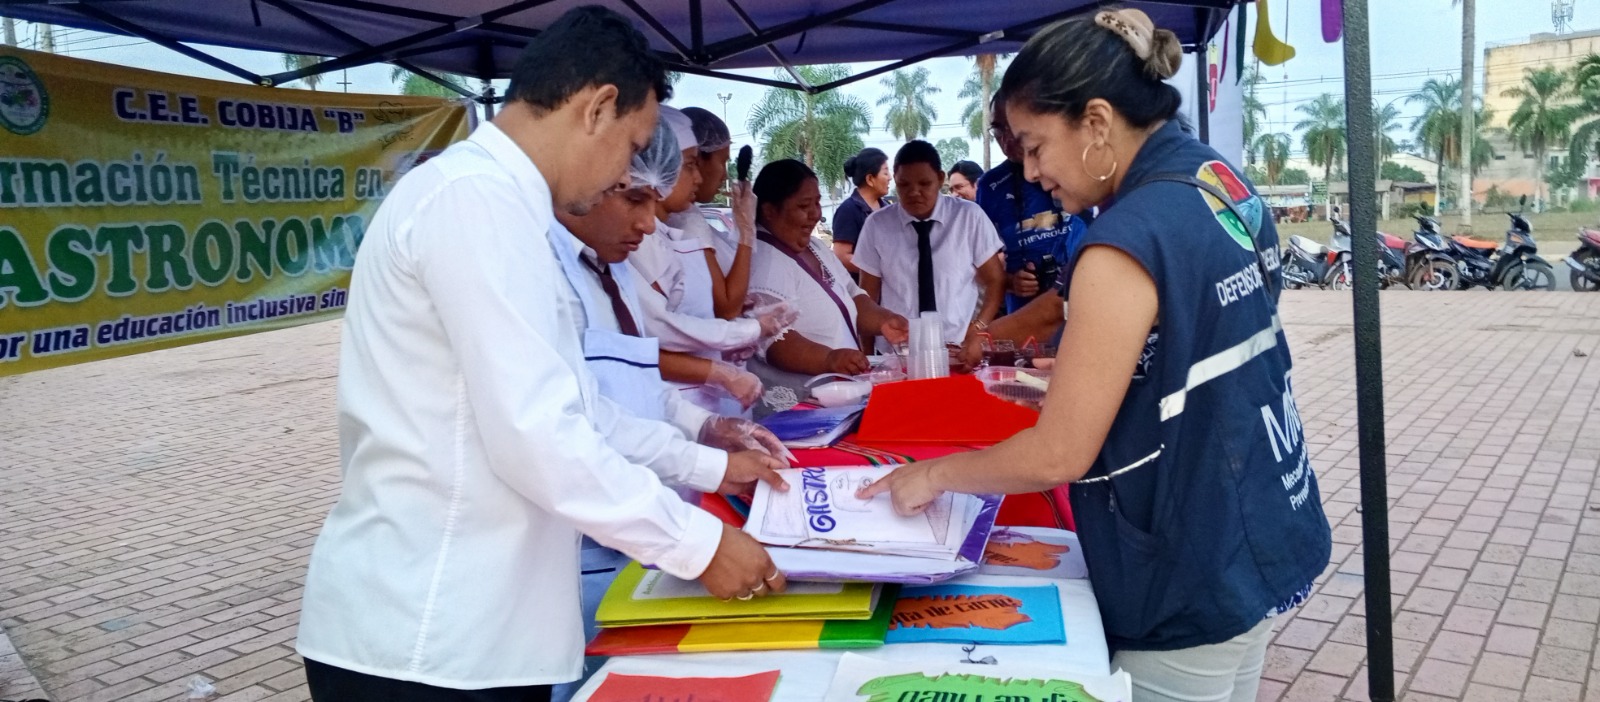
[861,9,1331,701]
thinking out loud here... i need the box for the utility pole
[39,24,54,53]
[1459,0,1475,229]
[3,18,17,47]
[339,69,351,93]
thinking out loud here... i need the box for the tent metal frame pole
[263,0,559,84]
[1194,9,1210,145]
[1340,0,1395,700]
[688,0,704,57]
[617,0,692,60]
[701,0,901,63]
[809,2,1113,94]
[68,4,266,85]
[255,0,479,100]
[720,0,811,91]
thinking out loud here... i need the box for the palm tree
[281,54,325,91]
[959,55,1008,168]
[1373,101,1404,179]
[748,65,873,193]
[1504,66,1578,206]
[1409,77,1466,215]
[1296,93,1346,215]
[1256,133,1292,186]
[1565,54,1600,169]
[877,67,940,141]
[390,65,470,98]
[1244,63,1268,166]
[1454,0,1476,222]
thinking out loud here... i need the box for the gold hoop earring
[1081,142,1118,182]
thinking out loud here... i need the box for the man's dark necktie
[580,255,641,337]
[912,219,937,313]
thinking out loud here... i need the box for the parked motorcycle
[1322,207,1407,289]
[1563,226,1600,292]
[1409,196,1554,290]
[1490,205,1555,291]
[1281,211,1354,292]
[1406,215,1457,290]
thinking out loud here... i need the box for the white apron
[669,234,747,417]
[551,234,667,646]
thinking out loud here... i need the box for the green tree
[1381,162,1428,182]
[1256,132,1291,185]
[1504,66,1579,205]
[1295,93,1346,195]
[748,65,873,192]
[281,54,325,90]
[1243,63,1268,165]
[1564,54,1600,169]
[1408,77,1498,215]
[390,66,470,98]
[1373,100,1404,177]
[1279,168,1312,186]
[935,138,969,169]
[959,55,1008,168]
[878,67,940,141]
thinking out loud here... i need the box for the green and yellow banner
[0,47,469,376]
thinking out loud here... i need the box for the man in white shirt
[854,140,1006,349]
[296,9,786,701]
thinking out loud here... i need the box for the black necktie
[912,220,937,313]
[580,255,641,337]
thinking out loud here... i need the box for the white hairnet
[660,106,697,157]
[681,106,732,154]
[628,114,682,198]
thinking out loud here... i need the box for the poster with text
[0,46,468,376]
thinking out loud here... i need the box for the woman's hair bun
[1145,28,1182,80]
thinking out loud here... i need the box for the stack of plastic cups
[907,313,950,380]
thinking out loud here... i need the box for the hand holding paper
[699,523,787,600]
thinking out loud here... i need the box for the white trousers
[1112,618,1276,702]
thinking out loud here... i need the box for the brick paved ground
[2,291,1599,701]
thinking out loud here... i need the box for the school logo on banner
[1195,160,1263,251]
[0,55,49,136]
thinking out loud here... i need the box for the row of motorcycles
[1282,196,1577,292]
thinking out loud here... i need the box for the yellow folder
[596,562,878,628]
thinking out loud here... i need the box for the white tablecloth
[564,573,1109,702]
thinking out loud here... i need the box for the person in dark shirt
[863,10,1330,702]
[831,147,890,273]
[947,160,984,201]
[976,101,1089,313]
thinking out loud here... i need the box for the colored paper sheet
[586,586,899,656]
[588,669,780,702]
[825,653,1132,702]
[884,584,1064,645]
[979,527,1088,579]
[596,562,876,628]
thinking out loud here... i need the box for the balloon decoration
[1252,0,1297,66]
[1322,0,1344,42]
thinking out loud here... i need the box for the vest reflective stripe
[1158,314,1283,422]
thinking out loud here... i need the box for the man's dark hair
[949,160,984,183]
[894,140,942,174]
[506,6,671,116]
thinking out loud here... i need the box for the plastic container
[973,366,1051,407]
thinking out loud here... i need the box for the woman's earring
[1081,141,1119,182]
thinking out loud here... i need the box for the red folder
[855,376,1038,445]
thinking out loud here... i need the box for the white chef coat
[749,231,864,352]
[853,195,1003,346]
[629,220,761,355]
[296,123,728,689]
[668,208,739,273]
[552,224,714,438]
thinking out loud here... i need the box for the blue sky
[5,0,1578,160]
